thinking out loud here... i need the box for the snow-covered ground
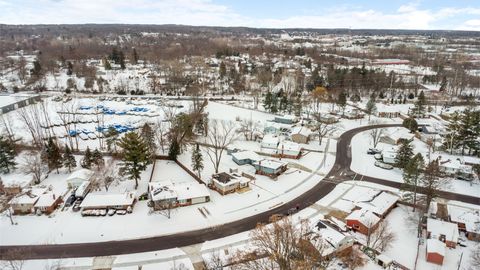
[350,127,480,197]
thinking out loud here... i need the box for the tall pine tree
[45,138,62,173]
[141,123,156,158]
[402,153,424,211]
[395,140,414,169]
[0,135,16,173]
[63,146,77,173]
[117,132,151,189]
[191,144,204,178]
[81,147,94,169]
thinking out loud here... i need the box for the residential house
[80,192,136,210]
[315,220,355,254]
[261,134,280,149]
[438,158,474,178]
[211,172,251,195]
[355,191,398,218]
[8,187,47,214]
[276,141,302,159]
[462,156,480,167]
[253,159,288,179]
[290,126,312,144]
[231,150,260,165]
[427,218,459,248]
[426,239,445,265]
[448,205,480,242]
[377,107,401,118]
[345,209,380,235]
[66,169,94,189]
[274,115,297,124]
[149,181,210,210]
[33,191,62,215]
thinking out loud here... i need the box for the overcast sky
[1,0,479,30]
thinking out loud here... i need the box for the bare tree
[470,244,480,270]
[0,248,27,270]
[312,113,337,145]
[16,103,46,148]
[229,216,330,270]
[366,220,396,252]
[369,127,384,148]
[17,57,27,85]
[239,117,260,141]
[337,245,367,270]
[205,250,224,270]
[21,151,47,184]
[420,158,447,212]
[204,120,238,174]
[57,100,80,151]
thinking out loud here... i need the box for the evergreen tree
[413,91,427,116]
[442,111,462,154]
[263,91,273,111]
[365,96,377,121]
[420,159,443,212]
[66,61,74,75]
[81,147,94,169]
[117,132,151,189]
[219,62,226,78]
[131,48,139,65]
[103,57,112,70]
[168,139,180,160]
[32,60,42,77]
[105,127,119,153]
[402,153,424,210]
[92,148,104,169]
[395,140,414,169]
[119,51,126,69]
[191,144,204,178]
[140,123,156,157]
[45,138,62,173]
[0,135,16,173]
[63,145,76,173]
[337,91,347,115]
[402,118,418,133]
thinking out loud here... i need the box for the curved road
[1,124,479,260]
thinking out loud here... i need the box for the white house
[290,126,312,144]
[80,192,136,210]
[66,169,94,188]
[261,134,280,149]
[149,181,210,210]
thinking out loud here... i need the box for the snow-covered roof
[427,239,445,256]
[231,150,260,162]
[346,209,380,228]
[448,205,480,234]
[149,181,210,201]
[35,192,59,207]
[291,126,311,137]
[66,169,94,182]
[316,221,352,249]
[75,181,91,197]
[278,141,301,153]
[9,187,46,205]
[355,192,398,216]
[254,159,287,170]
[427,218,459,243]
[261,134,280,147]
[212,172,250,187]
[462,156,480,165]
[80,192,135,208]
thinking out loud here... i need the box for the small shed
[426,239,445,265]
[274,115,297,124]
[231,151,260,165]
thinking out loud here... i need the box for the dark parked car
[367,148,381,155]
[138,193,149,201]
[64,195,76,207]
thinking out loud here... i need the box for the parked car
[374,161,393,170]
[116,210,127,215]
[107,209,116,216]
[138,193,149,201]
[367,148,381,155]
[374,153,383,160]
[64,195,76,207]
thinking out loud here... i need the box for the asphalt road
[1,124,478,260]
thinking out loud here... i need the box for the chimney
[53,194,56,200]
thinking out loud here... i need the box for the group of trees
[442,108,480,155]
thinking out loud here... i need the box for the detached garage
[426,239,445,265]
